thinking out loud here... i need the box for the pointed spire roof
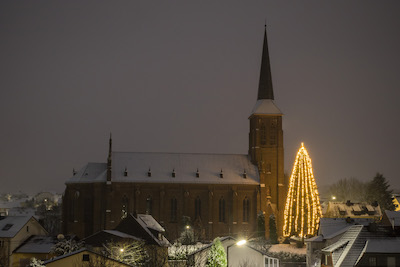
[257,25,274,100]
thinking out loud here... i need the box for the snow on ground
[268,244,306,255]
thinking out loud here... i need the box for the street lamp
[227,239,246,267]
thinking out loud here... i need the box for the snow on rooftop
[67,153,259,185]
[250,99,282,116]
[137,214,165,232]
[0,216,32,238]
[14,235,57,254]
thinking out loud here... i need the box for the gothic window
[121,195,129,219]
[195,196,201,219]
[219,197,226,222]
[243,197,250,222]
[260,124,266,146]
[170,197,177,222]
[146,196,153,215]
[269,118,278,146]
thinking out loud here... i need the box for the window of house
[82,254,90,261]
[219,197,225,223]
[387,257,396,267]
[243,197,250,222]
[170,197,177,222]
[146,196,153,215]
[195,197,201,219]
[369,257,377,266]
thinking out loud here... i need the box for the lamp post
[226,239,246,267]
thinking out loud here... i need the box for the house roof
[317,218,373,239]
[67,153,259,185]
[324,201,382,218]
[43,248,131,266]
[0,216,37,238]
[13,235,57,254]
[115,214,170,247]
[364,239,400,253]
[384,210,400,226]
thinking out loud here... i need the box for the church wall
[63,182,259,241]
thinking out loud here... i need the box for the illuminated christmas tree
[283,143,322,237]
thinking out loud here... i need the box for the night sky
[1,1,400,194]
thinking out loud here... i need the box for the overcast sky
[1,1,399,194]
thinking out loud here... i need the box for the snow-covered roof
[250,99,282,116]
[102,230,142,240]
[66,162,107,184]
[137,214,165,232]
[324,201,382,218]
[364,239,400,253]
[318,218,372,239]
[67,153,259,185]
[384,210,400,226]
[0,216,33,238]
[14,235,57,254]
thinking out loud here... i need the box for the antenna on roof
[220,169,223,178]
[148,168,151,177]
[196,168,200,178]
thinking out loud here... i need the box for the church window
[195,197,201,219]
[121,195,129,219]
[261,124,266,145]
[243,197,250,222]
[219,197,226,222]
[170,197,177,222]
[146,196,153,215]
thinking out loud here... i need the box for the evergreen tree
[205,237,227,267]
[269,215,278,244]
[257,212,265,238]
[366,173,395,211]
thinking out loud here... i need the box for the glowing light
[120,248,124,252]
[283,143,322,238]
[332,196,336,200]
[236,240,246,246]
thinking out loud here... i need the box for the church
[62,27,288,241]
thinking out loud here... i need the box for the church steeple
[257,25,274,100]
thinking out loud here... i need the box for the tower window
[195,197,201,219]
[261,124,266,145]
[219,197,226,223]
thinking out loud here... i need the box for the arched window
[219,197,225,222]
[195,196,201,219]
[146,196,153,215]
[170,197,177,222]
[243,197,250,222]
[260,124,266,145]
[121,195,129,219]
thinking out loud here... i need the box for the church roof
[250,99,282,116]
[67,152,259,185]
[257,26,274,100]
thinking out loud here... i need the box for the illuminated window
[219,197,225,222]
[170,198,177,222]
[121,195,129,219]
[146,196,152,215]
[243,197,250,222]
[195,197,201,219]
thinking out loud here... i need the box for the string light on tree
[283,142,322,238]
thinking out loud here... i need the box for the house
[320,224,398,267]
[305,218,373,267]
[43,248,131,267]
[381,210,400,236]
[10,235,57,266]
[62,27,288,241]
[0,216,47,267]
[84,213,170,266]
[323,201,382,220]
[187,236,276,267]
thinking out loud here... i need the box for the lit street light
[227,239,246,266]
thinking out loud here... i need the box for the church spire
[257,25,274,100]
